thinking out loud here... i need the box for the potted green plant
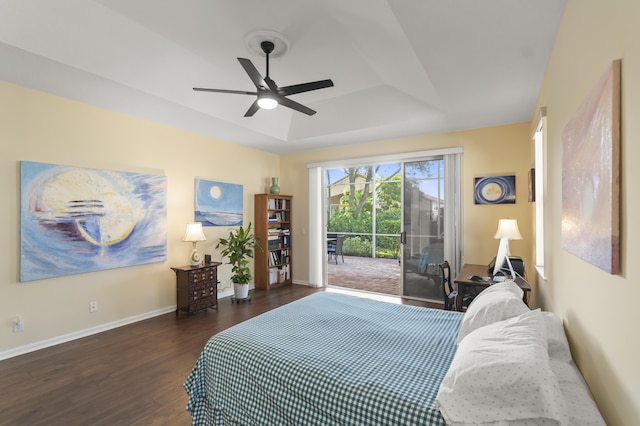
[216,223,260,299]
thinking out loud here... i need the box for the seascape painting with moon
[195,179,243,226]
[20,161,167,282]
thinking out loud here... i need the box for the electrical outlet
[90,302,98,313]
[13,316,24,333]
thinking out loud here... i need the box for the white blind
[308,166,323,287]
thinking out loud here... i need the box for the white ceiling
[0,0,565,154]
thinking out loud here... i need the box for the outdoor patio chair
[327,235,345,264]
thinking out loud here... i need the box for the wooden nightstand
[171,263,221,315]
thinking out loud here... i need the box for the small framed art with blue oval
[474,175,516,204]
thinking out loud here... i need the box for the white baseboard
[0,306,176,361]
[2,283,317,362]
[218,288,234,299]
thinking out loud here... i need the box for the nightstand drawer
[188,267,217,283]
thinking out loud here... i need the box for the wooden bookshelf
[254,194,292,290]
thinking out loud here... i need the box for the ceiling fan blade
[279,79,334,96]
[244,100,260,117]
[193,87,257,95]
[237,58,268,89]
[278,96,316,116]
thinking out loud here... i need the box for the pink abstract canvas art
[561,59,621,274]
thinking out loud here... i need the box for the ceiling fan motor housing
[261,41,275,56]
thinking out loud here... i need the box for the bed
[185,285,606,426]
[185,292,462,425]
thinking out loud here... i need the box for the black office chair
[439,261,474,311]
[439,261,458,311]
[327,235,345,264]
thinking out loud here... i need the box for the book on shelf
[267,198,288,210]
[268,228,289,237]
[269,269,279,284]
[267,235,281,250]
[268,240,281,250]
[271,250,286,266]
[267,212,286,223]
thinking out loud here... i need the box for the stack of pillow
[435,281,606,426]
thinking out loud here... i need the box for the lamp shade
[183,223,206,242]
[493,219,522,240]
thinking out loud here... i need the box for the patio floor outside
[327,255,445,308]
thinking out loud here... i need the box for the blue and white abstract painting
[20,161,167,282]
[474,175,516,204]
[195,179,243,226]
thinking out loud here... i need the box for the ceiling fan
[193,40,334,117]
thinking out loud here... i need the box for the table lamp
[492,218,523,278]
[183,222,206,266]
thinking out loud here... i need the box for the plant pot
[233,283,249,299]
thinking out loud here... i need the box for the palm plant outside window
[326,164,401,259]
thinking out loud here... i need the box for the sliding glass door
[401,154,462,301]
[314,149,462,301]
[402,159,445,300]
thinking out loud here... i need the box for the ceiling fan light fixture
[257,94,278,109]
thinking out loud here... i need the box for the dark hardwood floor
[0,285,439,425]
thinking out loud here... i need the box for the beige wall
[5,2,636,421]
[1,78,534,359]
[532,0,639,424]
[0,81,279,356]
[282,122,533,296]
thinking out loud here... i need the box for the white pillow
[436,309,569,426]
[541,311,573,362]
[457,280,529,344]
[550,360,607,425]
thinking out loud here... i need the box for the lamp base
[503,255,517,280]
[189,248,201,266]
[488,256,525,277]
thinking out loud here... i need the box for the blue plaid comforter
[184,292,462,426]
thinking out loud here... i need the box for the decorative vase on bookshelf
[269,177,280,194]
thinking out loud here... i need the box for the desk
[453,263,531,312]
